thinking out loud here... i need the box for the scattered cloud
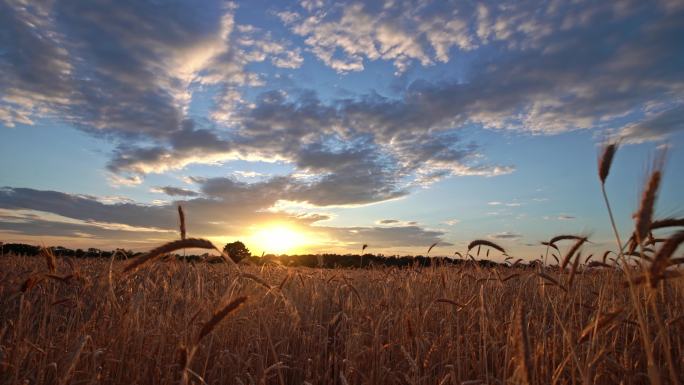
[275,0,684,136]
[545,214,576,221]
[376,219,419,226]
[488,231,522,240]
[619,105,684,143]
[108,174,143,187]
[151,186,200,197]
[488,201,521,207]
[378,219,399,224]
[278,2,474,73]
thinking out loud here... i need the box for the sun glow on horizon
[250,224,310,255]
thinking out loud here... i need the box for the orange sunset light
[249,224,311,255]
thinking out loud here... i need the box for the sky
[1,0,683,259]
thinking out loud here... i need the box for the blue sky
[1,0,683,259]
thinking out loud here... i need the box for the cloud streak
[0,186,449,251]
[488,231,522,240]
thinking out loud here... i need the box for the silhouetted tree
[223,241,251,263]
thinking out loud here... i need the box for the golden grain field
[1,253,682,385]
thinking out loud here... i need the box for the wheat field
[0,252,682,385]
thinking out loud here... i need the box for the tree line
[0,241,524,269]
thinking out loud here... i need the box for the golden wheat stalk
[669,257,684,266]
[598,142,618,184]
[467,239,505,254]
[634,152,666,244]
[516,303,532,385]
[435,298,467,308]
[240,272,273,290]
[601,250,615,264]
[567,252,582,289]
[57,335,90,385]
[41,247,57,273]
[625,217,684,253]
[536,272,567,292]
[541,241,559,251]
[624,270,682,287]
[649,217,684,230]
[197,296,248,342]
[578,310,622,343]
[178,205,186,240]
[123,238,219,274]
[649,231,684,288]
[635,172,661,243]
[501,273,520,282]
[20,274,46,292]
[549,234,585,245]
[560,236,587,270]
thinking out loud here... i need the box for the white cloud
[279,2,474,73]
[233,171,267,178]
[108,174,143,187]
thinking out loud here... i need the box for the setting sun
[250,225,309,255]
